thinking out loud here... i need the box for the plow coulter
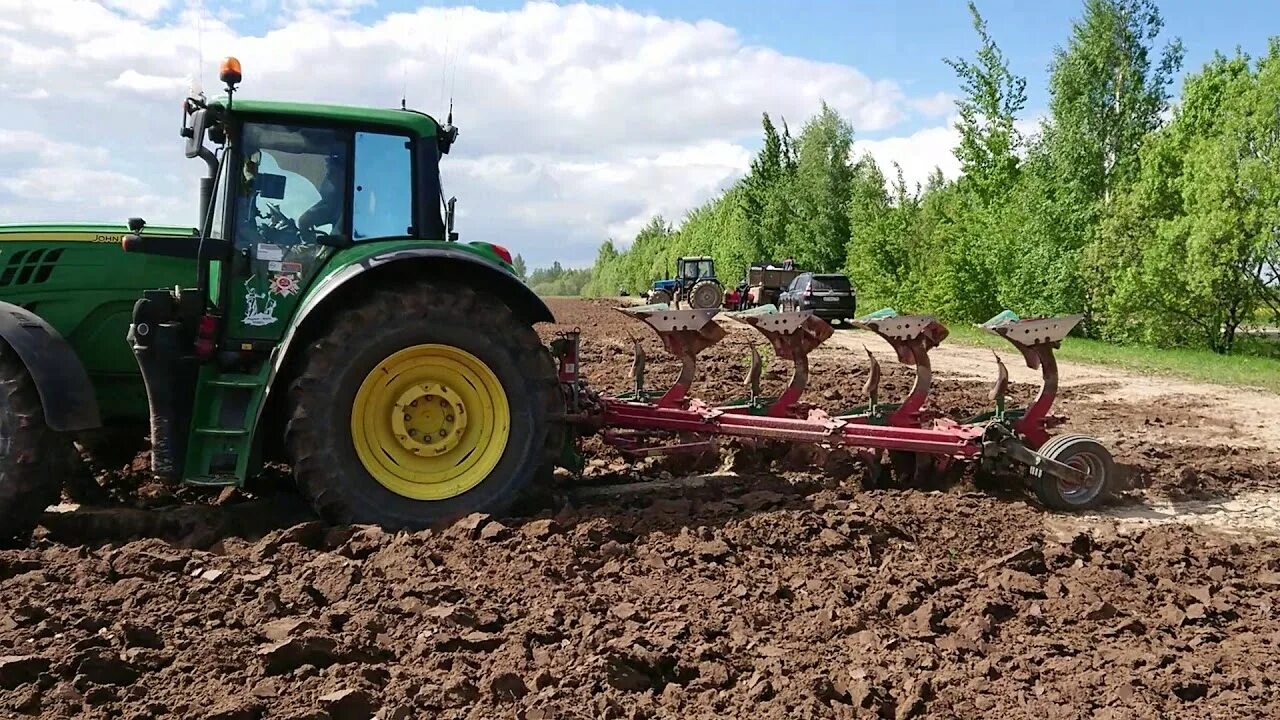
[552,304,1117,511]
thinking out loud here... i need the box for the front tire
[689,280,722,309]
[0,348,69,547]
[285,281,562,530]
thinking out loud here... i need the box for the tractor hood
[0,222,197,242]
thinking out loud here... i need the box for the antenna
[438,6,453,108]
[400,61,407,110]
[190,0,206,96]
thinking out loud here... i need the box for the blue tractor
[645,256,723,309]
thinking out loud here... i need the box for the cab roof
[210,98,442,139]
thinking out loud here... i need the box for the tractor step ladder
[183,364,271,486]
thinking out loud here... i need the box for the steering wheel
[255,201,302,244]
[262,202,297,232]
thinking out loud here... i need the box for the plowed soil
[3,297,1279,720]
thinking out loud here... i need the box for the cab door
[224,121,350,344]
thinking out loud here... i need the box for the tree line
[564,0,1279,354]
[512,257,594,297]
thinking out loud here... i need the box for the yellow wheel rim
[351,344,511,500]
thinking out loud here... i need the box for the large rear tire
[285,281,563,530]
[689,280,722,309]
[0,349,70,547]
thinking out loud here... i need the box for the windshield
[683,260,713,279]
[235,122,348,246]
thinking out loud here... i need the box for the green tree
[926,0,1029,319]
[739,113,793,261]
[783,102,856,270]
[1098,44,1280,352]
[511,253,527,281]
[944,1,1027,199]
[1043,0,1183,207]
[1036,0,1183,326]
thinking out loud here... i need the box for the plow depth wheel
[286,282,561,530]
[688,280,722,310]
[1029,434,1115,510]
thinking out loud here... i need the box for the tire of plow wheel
[285,282,564,531]
[688,280,723,310]
[1029,434,1115,510]
[0,348,76,547]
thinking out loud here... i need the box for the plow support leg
[980,312,1082,447]
[891,339,933,426]
[850,310,949,426]
[616,304,726,408]
[725,305,833,416]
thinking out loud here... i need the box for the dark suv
[779,272,857,323]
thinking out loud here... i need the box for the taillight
[194,314,219,359]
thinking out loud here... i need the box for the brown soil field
[2,297,1278,720]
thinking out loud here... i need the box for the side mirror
[445,196,458,242]
[127,217,146,233]
[184,109,208,160]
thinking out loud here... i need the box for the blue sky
[2,1,1278,268]
[220,0,1280,141]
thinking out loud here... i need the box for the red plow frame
[552,304,1117,511]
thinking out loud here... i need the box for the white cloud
[0,0,956,267]
[854,121,962,192]
[101,0,173,21]
[109,69,191,94]
[910,91,956,118]
[0,129,111,165]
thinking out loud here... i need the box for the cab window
[352,132,413,241]
[234,123,348,247]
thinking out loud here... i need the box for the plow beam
[616,304,726,407]
[850,308,949,426]
[979,310,1082,446]
[725,304,834,416]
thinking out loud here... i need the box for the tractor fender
[256,246,554,432]
[0,302,101,432]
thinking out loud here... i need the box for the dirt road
[1,298,1278,720]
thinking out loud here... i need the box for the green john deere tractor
[0,58,563,545]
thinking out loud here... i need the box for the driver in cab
[236,150,344,246]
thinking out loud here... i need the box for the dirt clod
[318,688,376,720]
[257,636,340,675]
[0,655,49,690]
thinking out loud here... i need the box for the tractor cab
[678,256,715,282]
[117,58,553,524]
